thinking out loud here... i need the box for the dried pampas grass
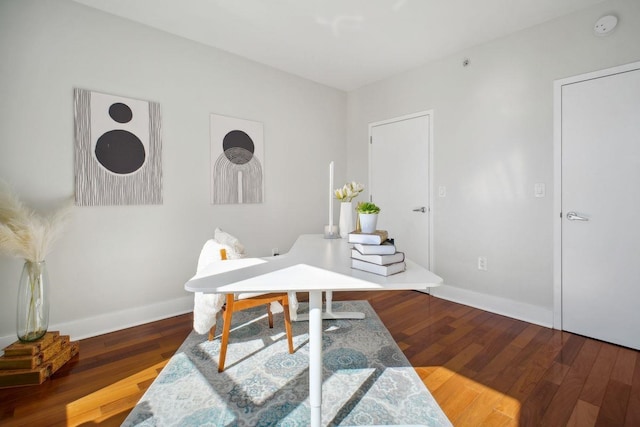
[0,181,73,263]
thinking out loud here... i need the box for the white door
[560,64,640,350]
[370,113,431,269]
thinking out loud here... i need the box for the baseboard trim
[0,295,194,350]
[1,288,553,350]
[429,284,553,328]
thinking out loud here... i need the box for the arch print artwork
[74,88,162,206]
[210,114,264,204]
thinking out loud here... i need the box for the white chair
[193,228,294,372]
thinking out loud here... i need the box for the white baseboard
[0,295,194,350]
[428,284,554,328]
[1,288,552,350]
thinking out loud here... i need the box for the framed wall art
[74,88,162,206]
[210,114,264,204]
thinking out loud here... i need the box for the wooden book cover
[0,367,49,388]
[41,336,69,362]
[0,338,79,388]
[2,331,60,357]
[0,354,43,370]
[47,342,79,375]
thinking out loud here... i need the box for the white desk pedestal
[309,291,323,427]
[293,291,366,321]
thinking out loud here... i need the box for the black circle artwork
[108,102,133,124]
[94,102,146,175]
[223,130,254,165]
[95,130,146,174]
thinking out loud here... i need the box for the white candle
[329,161,334,229]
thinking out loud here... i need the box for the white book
[351,248,405,266]
[347,230,388,245]
[351,258,406,277]
[352,241,396,255]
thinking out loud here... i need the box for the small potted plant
[356,202,380,233]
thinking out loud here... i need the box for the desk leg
[294,291,366,321]
[324,291,365,319]
[309,290,322,427]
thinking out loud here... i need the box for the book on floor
[0,332,79,388]
[351,258,406,276]
[351,248,405,265]
[347,230,388,245]
[352,240,396,255]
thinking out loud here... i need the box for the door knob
[566,211,589,221]
[412,207,426,213]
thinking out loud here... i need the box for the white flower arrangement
[334,182,364,203]
[0,181,72,263]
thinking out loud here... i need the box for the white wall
[347,0,640,326]
[0,0,346,346]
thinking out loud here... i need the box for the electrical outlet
[272,248,279,256]
[478,256,487,271]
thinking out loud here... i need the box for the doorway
[369,111,433,271]
[554,61,640,349]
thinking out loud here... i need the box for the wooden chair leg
[218,294,235,372]
[267,304,274,328]
[208,303,225,341]
[208,326,215,341]
[282,295,294,354]
[216,293,294,372]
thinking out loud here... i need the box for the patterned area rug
[123,300,451,426]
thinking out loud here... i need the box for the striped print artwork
[74,88,162,206]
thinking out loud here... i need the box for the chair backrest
[197,240,229,272]
[196,230,244,273]
[214,228,245,256]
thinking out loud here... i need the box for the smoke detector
[594,15,618,36]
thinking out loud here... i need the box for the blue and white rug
[123,300,451,426]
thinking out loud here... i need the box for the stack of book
[0,331,79,388]
[348,230,406,276]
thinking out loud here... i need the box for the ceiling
[73,0,607,91]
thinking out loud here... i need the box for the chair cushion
[236,292,273,300]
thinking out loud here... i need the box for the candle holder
[323,224,340,239]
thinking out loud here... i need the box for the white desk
[185,234,442,427]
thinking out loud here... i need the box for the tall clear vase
[17,260,50,342]
[339,201,353,238]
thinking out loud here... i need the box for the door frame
[368,110,435,270]
[553,60,640,329]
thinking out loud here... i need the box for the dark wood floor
[1,291,638,426]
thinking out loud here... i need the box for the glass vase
[17,260,50,342]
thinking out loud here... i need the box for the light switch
[438,186,446,197]
[534,183,545,198]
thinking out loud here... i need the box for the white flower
[334,182,364,202]
[0,181,72,263]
